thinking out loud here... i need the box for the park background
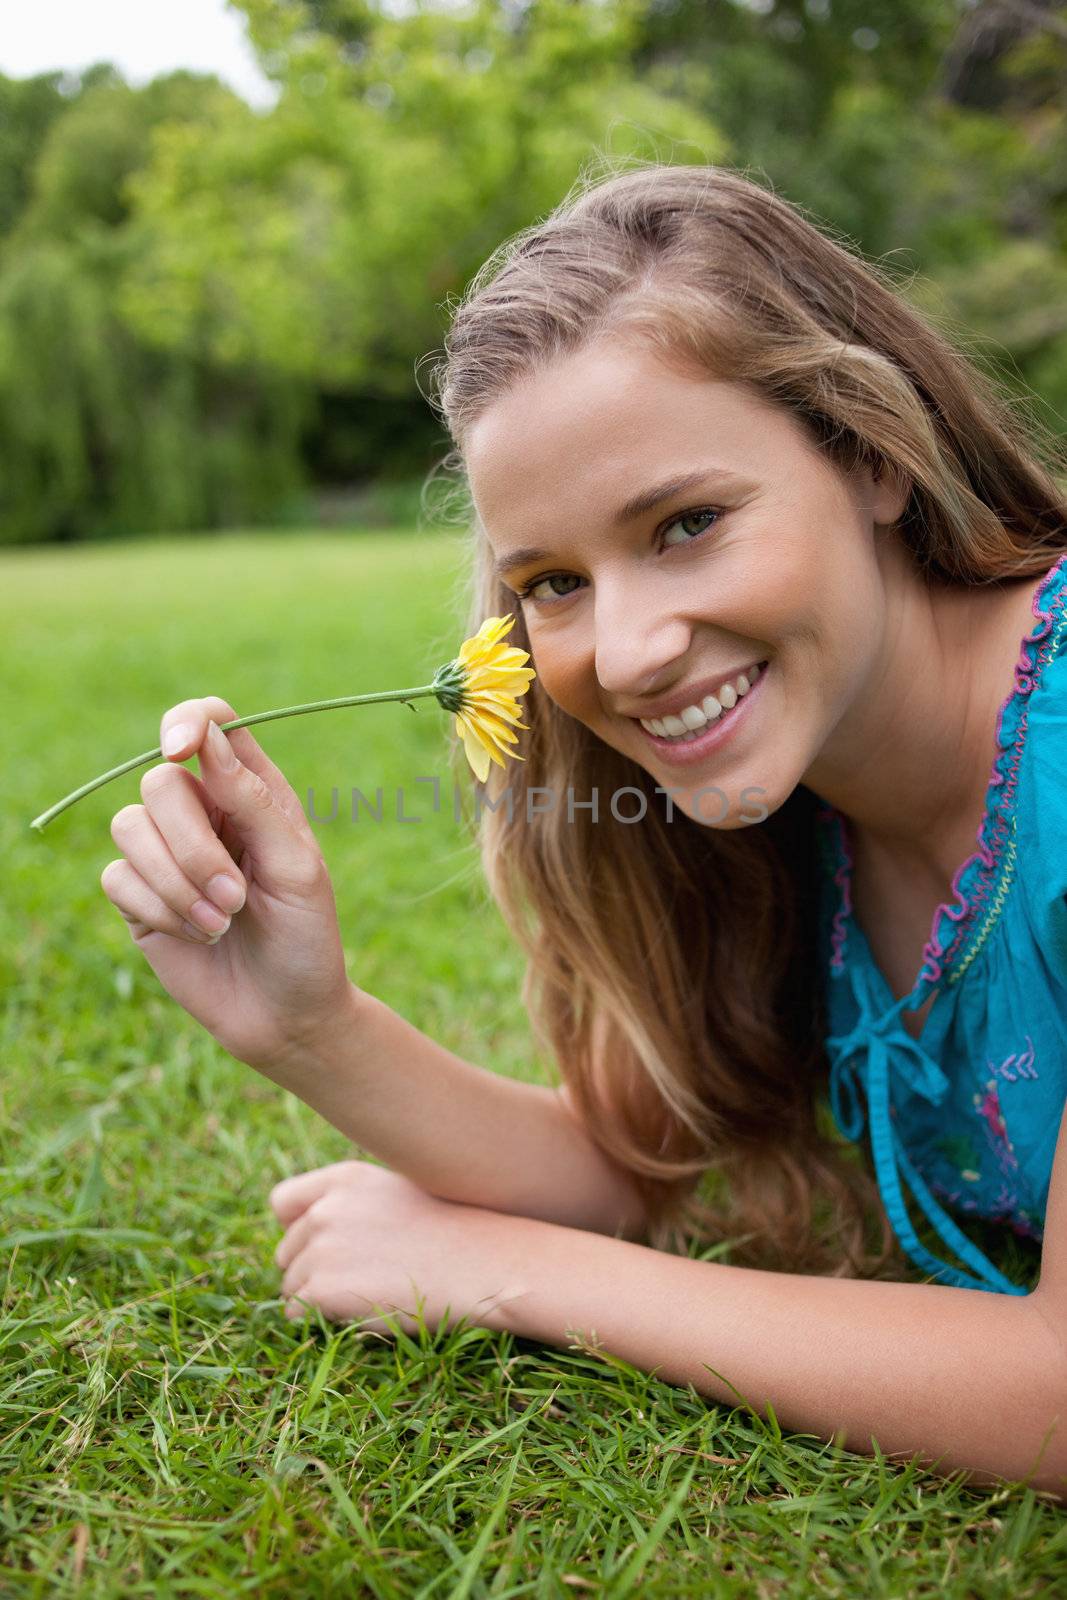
[4,1,1067,1593]
[3,0,1067,545]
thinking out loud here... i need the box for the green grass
[2,529,1065,1596]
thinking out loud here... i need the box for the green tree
[2,0,1064,541]
[0,69,309,543]
[121,0,725,390]
[0,71,75,245]
[630,0,1067,426]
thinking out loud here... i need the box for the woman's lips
[633,660,769,766]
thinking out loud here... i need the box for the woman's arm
[484,1211,1067,1497]
[480,1097,1067,1498]
[263,983,652,1242]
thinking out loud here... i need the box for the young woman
[99,163,1067,1497]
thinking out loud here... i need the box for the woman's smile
[629,658,770,766]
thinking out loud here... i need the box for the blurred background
[2,0,1066,547]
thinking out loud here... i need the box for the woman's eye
[519,508,721,604]
[661,508,719,548]
[520,573,583,604]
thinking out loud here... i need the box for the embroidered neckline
[818,550,1067,999]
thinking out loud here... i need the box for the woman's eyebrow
[493,465,748,578]
[614,467,735,524]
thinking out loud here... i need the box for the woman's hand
[270,1159,524,1336]
[100,695,353,1073]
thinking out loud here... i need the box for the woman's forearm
[484,1212,1067,1499]
[260,983,651,1241]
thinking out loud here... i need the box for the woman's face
[464,336,909,828]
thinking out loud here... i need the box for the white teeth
[638,662,766,740]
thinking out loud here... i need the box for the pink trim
[819,551,1067,988]
[927,1175,1045,1242]
[825,809,854,974]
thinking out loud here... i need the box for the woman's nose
[593,588,692,698]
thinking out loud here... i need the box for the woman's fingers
[136,763,248,918]
[100,857,222,945]
[114,768,241,934]
[269,1161,355,1225]
[275,1207,320,1272]
[195,722,323,895]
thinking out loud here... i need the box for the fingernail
[191,898,230,933]
[207,873,245,914]
[182,920,222,944]
[206,720,238,770]
[163,723,192,757]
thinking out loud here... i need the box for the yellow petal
[458,617,514,659]
[457,618,529,672]
[470,719,520,752]
[455,713,509,780]
[465,671,535,696]
[461,729,491,783]
[468,644,531,670]
[465,698,527,733]
[466,692,528,718]
[463,684,528,711]
[459,658,530,678]
[475,615,516,646]
[456,708,515,754]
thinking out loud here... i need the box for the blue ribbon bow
[827,995,1027,1296]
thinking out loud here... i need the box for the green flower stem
[29,684,442,833]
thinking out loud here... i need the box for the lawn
[2,529,1065,1597]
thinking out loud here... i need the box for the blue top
[815,550,1067,1295]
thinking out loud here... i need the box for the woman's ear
[869,460,911,527]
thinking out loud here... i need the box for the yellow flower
[434,614,536,783]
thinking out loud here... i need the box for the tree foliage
[0,0,1064,542]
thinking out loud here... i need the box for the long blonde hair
[425,159,1067,1279]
